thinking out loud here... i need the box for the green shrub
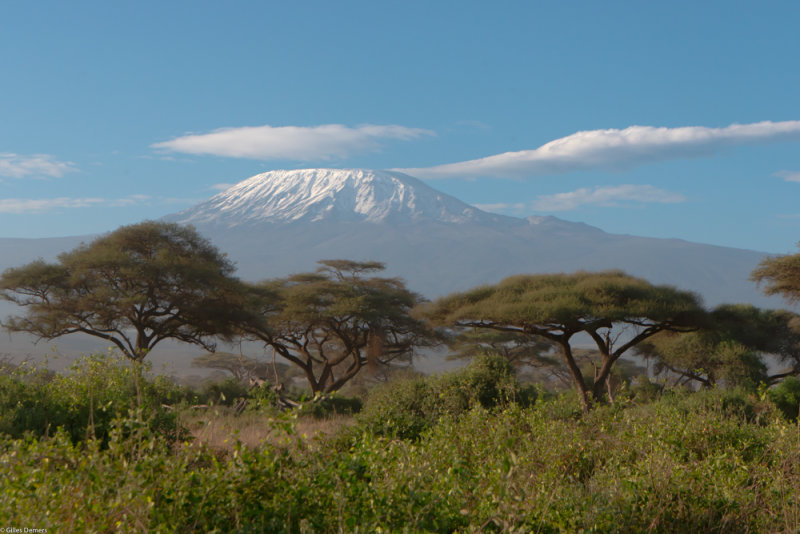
[768,376,800,421]
[198,376,249,406]
[0,352,188,446]
[359,353,533,439]
[1,389,799,532]
[299,394,363,419]
[245,381,280,412]
[665,386,776,425]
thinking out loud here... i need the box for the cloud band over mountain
[152,124,433,161]
[399,120,800,179]
[531,184,686,211]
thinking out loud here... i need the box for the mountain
[166,168,778,308]
[175,168,515,226]
[0,167,787,370]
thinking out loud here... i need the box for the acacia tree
[639,304,800,389]
[0,221,246,362]
[446,329,569,384]
[241,260,435,394]
[192,352,271,382]
[751,245,800,304]
[423,271,705,410]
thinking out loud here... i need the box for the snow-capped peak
[173,168,508,226]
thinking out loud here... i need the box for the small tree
[423,271,705,410]
[640,304,800,389]
[0,221,246,362]
[638,332,764,389]
[192,352,270,382]
[242,260,435,394]
[446,329,569,384]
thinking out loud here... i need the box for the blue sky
[2,1,799,253]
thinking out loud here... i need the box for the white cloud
[531,185,686,212]
[0,195,149,214]
[472,202,526,213]
[108,195,151,207]
[151,124,434,161]
[210,182,235,191]
[0,153,76,179]
[776,170,800,183]
[399,120,800,179]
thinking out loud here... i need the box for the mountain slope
[167,168,776,308]
[175,168,517,227]
[0,168,787,368]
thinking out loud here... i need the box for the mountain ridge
[0,167,788,368]
[174,168,520,227]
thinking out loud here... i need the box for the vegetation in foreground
[3,223,800,531]
[1,353,800,533]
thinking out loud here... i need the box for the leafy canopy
[639,304,800,388]
[751,244,800,304]
[423,270,705,409]
[242,259,435,394]
[0,221,246,361]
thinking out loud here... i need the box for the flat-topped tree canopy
[422,270,706,409]
[751,244,800,304]
[0,221,247,362]
[241,259,437,394]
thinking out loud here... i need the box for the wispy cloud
[472,202,526,213]
[775,170,800,183]
[210,182,235,191]
[0,195,150,214]
[399,120,800,179]
[151,124,434,161]
[108,195,151,207]
[531,185,686,211]
[0,153,76,179]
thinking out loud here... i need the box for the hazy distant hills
[0,168,786,369]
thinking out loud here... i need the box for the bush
[359,353,533,439]
[197,376,249,406]
[299,394,363,419]
[0,352,188,445]
[3,389,798,532]
[768,376,800,421]
[663,387,776,425]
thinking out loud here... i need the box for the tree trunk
[559,340,591,411]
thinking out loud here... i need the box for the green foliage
[298,394,363,419]
[0,221,246,361]
[245,381,280,412]
[243,259,437,394]
[751,244,800,304]
[359,354,532,439]
[639,304,800,389]
[2,389,799,532]
[768,376,800,420]
[0,353,187,445]
[196,376,249,407]
[424,270,706,409]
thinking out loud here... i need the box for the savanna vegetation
[2,222,800,532]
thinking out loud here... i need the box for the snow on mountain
[0,167,788,367]
[173,168,514,227]
[159,168,778,311]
